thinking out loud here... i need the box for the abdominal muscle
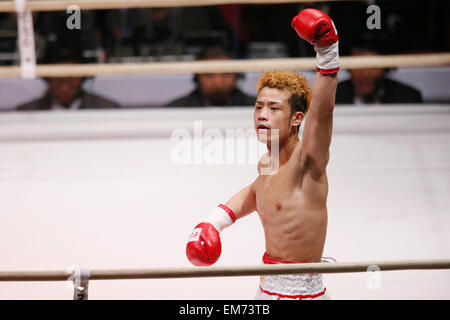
[255,170,329,263]
[260,206,328,263]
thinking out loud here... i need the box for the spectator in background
[166,46,255,107]
[16,46,120,111]
[99,6,232,59]
[335,33,423,105]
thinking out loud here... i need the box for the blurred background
[0,0,449,110]
[0,0,449,300]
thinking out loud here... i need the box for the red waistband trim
[262,252,305,264]
[259,285,326,300]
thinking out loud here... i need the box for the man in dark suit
[16,47,120,111]
[336,34,423,105]
[166,46,255,107]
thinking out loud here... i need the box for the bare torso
[254,140,328,263]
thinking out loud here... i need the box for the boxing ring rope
[1,259,449,282]
[1,0,448,78]
[0,53,449,78]
[1,0,343,12]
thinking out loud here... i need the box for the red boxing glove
[291,8,340,74]
[186,204,236,266]
[186,222,222,266]
[291,8,338,47]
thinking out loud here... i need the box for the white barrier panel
[0,106,449,299]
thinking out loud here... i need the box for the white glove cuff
[314,41,340,73]
[204,205,236,233]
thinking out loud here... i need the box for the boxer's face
[254,87,296,143]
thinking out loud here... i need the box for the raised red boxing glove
[186,204,236,266]
[291,8,340,74]
[291,8,338,47]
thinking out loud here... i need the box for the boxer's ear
[290,111,304,127]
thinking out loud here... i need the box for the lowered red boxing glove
[291,8,340,74]
[186,204,236,266]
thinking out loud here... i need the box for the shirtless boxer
[186,8,339,300]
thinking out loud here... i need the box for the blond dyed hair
[256,70,311,114]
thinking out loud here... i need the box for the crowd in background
[0,1,448,110]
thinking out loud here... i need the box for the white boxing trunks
[255,253,329,300]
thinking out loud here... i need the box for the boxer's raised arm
[291,8,339,176]
[301,72,337,175]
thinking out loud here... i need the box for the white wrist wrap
[314,41,340,73]
[205,206,235,233]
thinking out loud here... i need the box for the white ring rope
[0,259,449,282]
[0,0,343,12]
[0,53,449,78]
